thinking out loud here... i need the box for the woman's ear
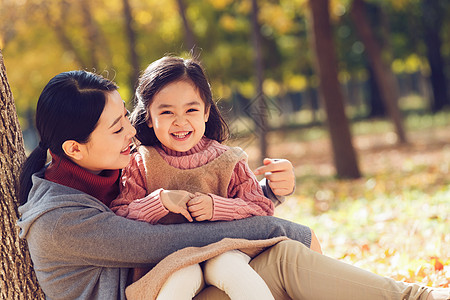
[62,140,84,161]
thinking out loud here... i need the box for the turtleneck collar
[44,152,120,207]
[159,136,212,156]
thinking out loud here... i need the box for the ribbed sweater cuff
[210,194,236,221]
[128,188,169,224]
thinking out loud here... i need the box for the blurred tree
[308,0,361,178]
[80,0,101,70]
[0,51,45,299]
[122,0,140,92]
[422,0,449,112]
[251,0,268,162]
[350,0,407,144]
[367,64,386,117]
[176,0,196,51]
[46,0,88,67]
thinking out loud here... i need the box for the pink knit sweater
[110,137,274,224]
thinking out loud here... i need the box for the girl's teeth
[173,132,189,138]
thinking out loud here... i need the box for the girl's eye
[114,127,124,134]
[161,111,172,115]
[187,108,199,113]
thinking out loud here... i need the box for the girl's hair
[19,70,118,205]
[131,56,229,146]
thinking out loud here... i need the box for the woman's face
[75,90,136,174]
[147,80,210,152]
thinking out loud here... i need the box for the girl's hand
[160,190,195,222]
[254,158,295,196]
[187,193,213,221]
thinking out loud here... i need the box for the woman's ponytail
[18,144,48,205]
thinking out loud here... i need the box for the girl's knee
[205,250,250,271]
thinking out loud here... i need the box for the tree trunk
[80,0,100,71]
[350,0,407,144]
[422,0,449,112]
[367,63,386,118]
[176,0,196,52]
[122,0,140,91]
[0,52,45,298]
[308,0,361,178]
[250,0,268,163]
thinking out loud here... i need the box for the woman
[18,70,448,300]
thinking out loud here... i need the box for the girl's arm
[110,153,169,224]
[111,153,282,224]
[206,159,275,221]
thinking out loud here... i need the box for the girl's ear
[204,106,210,122]
[147,118,153,128]
[62,140,84,161]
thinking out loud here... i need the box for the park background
[1,0,449,290]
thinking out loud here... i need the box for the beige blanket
[125,236,288,300]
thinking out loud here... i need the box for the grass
[228,109,450,287]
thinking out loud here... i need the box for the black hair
[131,55,229,146]
[19,70,118,205]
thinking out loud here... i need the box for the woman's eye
[114,127,124,134]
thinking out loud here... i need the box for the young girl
[110,56,319,299]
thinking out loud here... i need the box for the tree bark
[0,51,45,298]
[250,0,268,163]
[308,0,361,178]
[350,0,407,144]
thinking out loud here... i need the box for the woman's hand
[187,193,213,221]
[254,158,295,196]
[160,190,195,222]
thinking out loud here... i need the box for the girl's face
[147,80,210,152]
[73,90,136,174]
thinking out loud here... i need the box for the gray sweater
[17,169,311,300]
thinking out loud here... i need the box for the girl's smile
[147,80,210,152]
[171,131,192,140]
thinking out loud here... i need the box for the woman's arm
[254,158,296,207]
[42,205,311,269]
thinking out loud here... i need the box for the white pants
[156,250,274,300]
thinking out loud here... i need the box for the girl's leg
[249,240,441,300]
[156,263,205,300]
[203,250,274,300]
